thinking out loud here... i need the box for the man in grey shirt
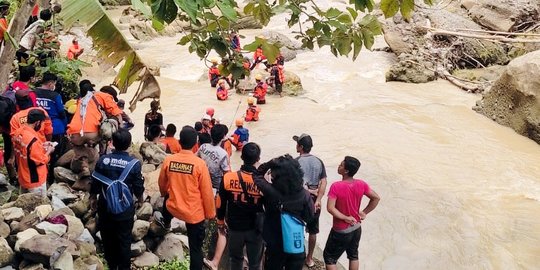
[293,133,327,267]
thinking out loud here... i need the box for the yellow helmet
[247,97,255,105]
[211,58,219,64]
[254,74,262,81]
[65,99,77,112]
[67,104,77,114]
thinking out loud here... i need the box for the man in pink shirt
[323,156,380,270]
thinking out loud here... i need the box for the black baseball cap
[27,109,46,123]
[79,79,95,88]
[293,133,313,148]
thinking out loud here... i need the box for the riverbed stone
[142,164,156,173]
[135,202,153,221]
[67,195,89,217]
[1,207,24,223]
[33,205,52,220]
[52,251,73,270]
[19,235,78,265]
[53,167,78,184]
[35,222,67,237]
[47,183,78,203]
[133,252,159,268]
[131,240,146,257]
[12,212,39,234]
[15,229,39,252]
[65,215,84,240]
[155,233,185,261]
[13,193,50,213]
[0,237,14,267]
[0,222,9,238]
[132,220,150,241]
[76,229,94,245]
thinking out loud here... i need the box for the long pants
[187,221,206,270]
[48,134,69,184]
[98,214,133,270]
[265,247,305,270]
[2,132,16,184]
[228,229,263,270]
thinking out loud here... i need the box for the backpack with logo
[91,159,138,214]
[280,200,306,254]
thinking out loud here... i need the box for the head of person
[0,1,10,16]
[235,118,243,127]
[112,129,132,151]
[79,79,95,97]
[40,9,52,21]
[210,124,228,146]
[211,58,218,66]
[267,154,304,196]
[165,124,176,137]
[194,121,203,132]
[247,97,255,106]
[206,107,215,117]
[199,132,211,145]
[150,100,160,112]
[241,143,260,166]
[72,38,78,45]
[15,90,33,110]
[338,156,361,178]
[27,109,46,131]
[19,65,36,83]
[201,114,211,127]
[255,74,262,82]
[179,126,198,150]
[293,133,313,154]
[117,99,125,110]
[147,125,162,141]
[100,86,118,102]
[218,79,226,88]
[41,72,57,90]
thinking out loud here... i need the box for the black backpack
[0,95,16,129]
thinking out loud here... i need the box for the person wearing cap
[293,133,328,268]
[245,97,261,122]
[144,100,163,140]
[117,99,134,130]
[10,93,53,142]
[270,58,285,97]
[216,79,229,101]
[0,0,9,49]
[6,65,38,109]
[253,74,268,104]
[12,109,54,196]
[17,9,52,62]
[230,118,249,151]
[67,38,84,60]
[208,58,221,87]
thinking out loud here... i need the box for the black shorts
[306,194,320,234]
[323,227,362,265]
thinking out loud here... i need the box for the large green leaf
[131,0,152,18]
[400,0,415,19]
[216,1,237,22]
[175,0,199,22]
[380,0,400,18]
[151,0,178,24]
[61,0,160,111]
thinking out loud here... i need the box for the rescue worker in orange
[216,79,229,101]
[270,59,285,97]
[245,97,261,122]
[10,91,53,143]
[0,1,9,50]
[250,37,268,70]
[158,125,215,270]
[253,74,268,104]
[208,58,221,87]
[201,114,213,134]
[12,109,54,197]
[160,124,181,154]
[67,38,84,60]
[230,118,249,151]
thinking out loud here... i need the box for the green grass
[147,258,190,270]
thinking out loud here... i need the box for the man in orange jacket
[158,126,215,270]
[10,96,53,143]
[12,109,54,196]
[67,38,84,60]
[245,97,261,122]
[253,74,267,104]
[208,58,220,87]
[160,124,181,154]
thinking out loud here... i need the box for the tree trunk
[0,0,37,89]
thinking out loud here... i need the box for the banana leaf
[60,0,160,111]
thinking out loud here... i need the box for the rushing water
[87,7,540,269]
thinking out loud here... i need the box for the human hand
[314,199,321,211]
[359,211,366,221]
[217,222,228,235]
[308,189,318,196]
[7,157,14,166]
[344,216,357,225]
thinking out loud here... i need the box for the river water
[91,6,540,269]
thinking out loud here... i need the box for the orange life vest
[216,87,228,100]
[245,105,261,122]
[253,47,266,61]
[67,44,83,60]
[254,82,267,102]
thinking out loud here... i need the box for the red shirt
[328,179,371,231]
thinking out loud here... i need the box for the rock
[142,236,159,251]
[466,0,539,32]
[171,218,187,234]
[67,195,89,218]
[35,222,67,237]
[47,208,75,219]
[139,142,167,165]
[84,218,97,235]
[8,221,18,232]
[118,14,133,24]
[33,205,52,220]
[149,193,164,211]
[135,202,153,221]
[233,15,263,29]
[47,183,78,203]
[386,54,437,83]
[0,189,12,205]
[50,197,67,211]
[52,251,72,270]
[0,237,14,267]
[133,252,159,268]
[73,240,96,259]
[177,234,189,250]
[132,220,150,241]
[129,21,159,41]
[19,235,78,265]
[12,212,39,234]
[131,240,146,257]
[1,207,24,222]
[76,255,103,270]
[0,174,7,187]
[76,229,94,245]
[142,164,156,173]
[53,167,78,184]
[65,215,84,240]
[0,222,9,238]
[383,25,414,55]
[13,193,50,213]
[476,50,540,144]
[263,31,302,50]
[155,233,185,261]
[19,262,46,270]
[15,229,40,252]
[0,265,15,270]
[0,202,14,210]
[148,220,168,237]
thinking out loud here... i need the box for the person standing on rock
[215,142,264,270]
[144,100,163,139]
[90,129,144,270]
[323,156,380,270]
[158,126,216,270]
[293,133,327,268]
[12,109,53,197]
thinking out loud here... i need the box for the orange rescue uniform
[13,125,49,189]
[216,86,228,101]
[253,47,266,61]
[10,107,53,142]
[67,44,83,60]
[158,150,216,224]
[254,81,268,103]
[160,136,181,154]
[0,18,7,45]
[67,92,123,135]
[245,105,261,122]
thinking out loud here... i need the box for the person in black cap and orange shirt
[293,133,327,268]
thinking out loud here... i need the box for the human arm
[158,159,169,197]
[215,178,227,224]
[101,94,123,125]
[130,160,145,207]
[327,197,356,225]
[360,189,380,219]
[54,94,67,125]
[314,159,328,209]
[199,165,216,219]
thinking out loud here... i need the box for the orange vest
[67,44,83,60]
[67,92,123,135]
[10,107,53,142]
[216,87,228,100]
[160,136,181,154]
[245,105,261,122]
[208,66,220,80]
[253,48,266,61]
[254,82,267,102]
[13,125,49,189]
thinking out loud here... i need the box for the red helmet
[206,107,215,117]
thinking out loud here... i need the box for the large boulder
[132,220,150,241]
[154,233,185,261]
[19,235,78,265]
[133,252,159,268]
[35,222,67,237]
[464,0,539,32]
[0,237,14,267]
[53,168,78,184]
[1,207,24,223]
[475,50,540,144]
[13,194,50,213]
[15,229,40,252]
[47,183,78,203]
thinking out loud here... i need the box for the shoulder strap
[92,170,113,185]
[118,159,139,182]
[91,95,107,119]
[237,171,248,195]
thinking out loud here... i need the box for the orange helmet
[235,118,244,127]
[206,107,215,117]
[247,97,255,105]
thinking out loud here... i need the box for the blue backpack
[280,208,306,254]
[92,159,138,215]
